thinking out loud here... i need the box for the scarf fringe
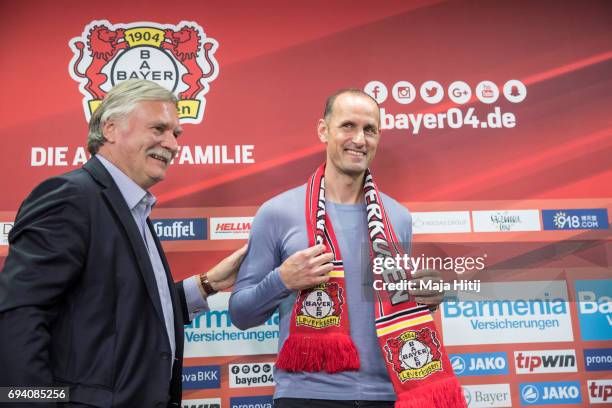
[276,334,360,373]
[395,376,467,408]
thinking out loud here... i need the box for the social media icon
[364,80,388,104]
[476,80,499,104]
[420,80,444,104]
[448,81,471,104]
[503,79,527,103]
[392,81,416,104]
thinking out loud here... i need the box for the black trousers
[274,398,394,408]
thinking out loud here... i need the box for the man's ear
[317,119,328,143]
[102,119,118,143]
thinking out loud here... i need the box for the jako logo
[69,20,219,124]
[588,379,612,404]
[584,348,612,371]
[520,382,581,405]
[153,218,207,241]
[450,352,508,376]
[514,349,577,374]
[575,279,612,341]
[230,395,273,408]
[181,365,220,389]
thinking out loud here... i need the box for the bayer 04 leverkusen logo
[295,282,343,329]
[384,327,443,382]
[68,20,219,124]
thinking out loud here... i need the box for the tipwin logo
[69,20,219,124]
[514,350,577,374]
[588,380,612,404]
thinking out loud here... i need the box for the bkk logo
[181,365,220,390]
[295,282,343,329]
[69,20,219,124]
[575,280,612,341]
[519,382,581,405]
[384,328,442,382]
[450,352,508,377]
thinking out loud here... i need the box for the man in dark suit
[0,79,245,407]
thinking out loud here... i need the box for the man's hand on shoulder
[206,244,248,292]
[279,244,334,290]
[409,269,444,311]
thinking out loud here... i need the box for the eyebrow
[151,121,183,137]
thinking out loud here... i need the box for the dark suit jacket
[0,157,190,407]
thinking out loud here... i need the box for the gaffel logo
[153,218,207,241]
[210,217,253,240]
[514,349,577,374]
[519,382,582,405]
[69,20,219,124]
[295,282,343,328]
[229,362,274,388]
[384,327,443,382]
[588,379,612,404]
[450,352,508,377]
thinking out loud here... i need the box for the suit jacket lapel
[83,157,166,327]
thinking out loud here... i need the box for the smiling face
[99,100,182,189]
[318,92,381,179]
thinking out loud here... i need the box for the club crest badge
[384,327,443,381]
[295,282,343,329]
[68,20,219,124]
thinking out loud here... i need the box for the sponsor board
[575,279,612,341]
[182,398,221,408]
[519,381,582,405]
[450,352,508,376]
[411,211,471,234]
[209,217,252,240]
[441,281,573,345]
[588,379,612,404]
[472,210,540,232]
[462,383,512,407]
[183,292,279,357]
[542,208,609,230]
[514,349,577,374]
[0,222,13,246]
[229,362,275,388]
[229,396,273,408]
[584,348,612,371]
[181,365,220,389]
[153,218,207,241]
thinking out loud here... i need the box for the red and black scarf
[276,164,466,408]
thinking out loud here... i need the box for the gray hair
[87,79,178,154]
[322,88,380,123]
